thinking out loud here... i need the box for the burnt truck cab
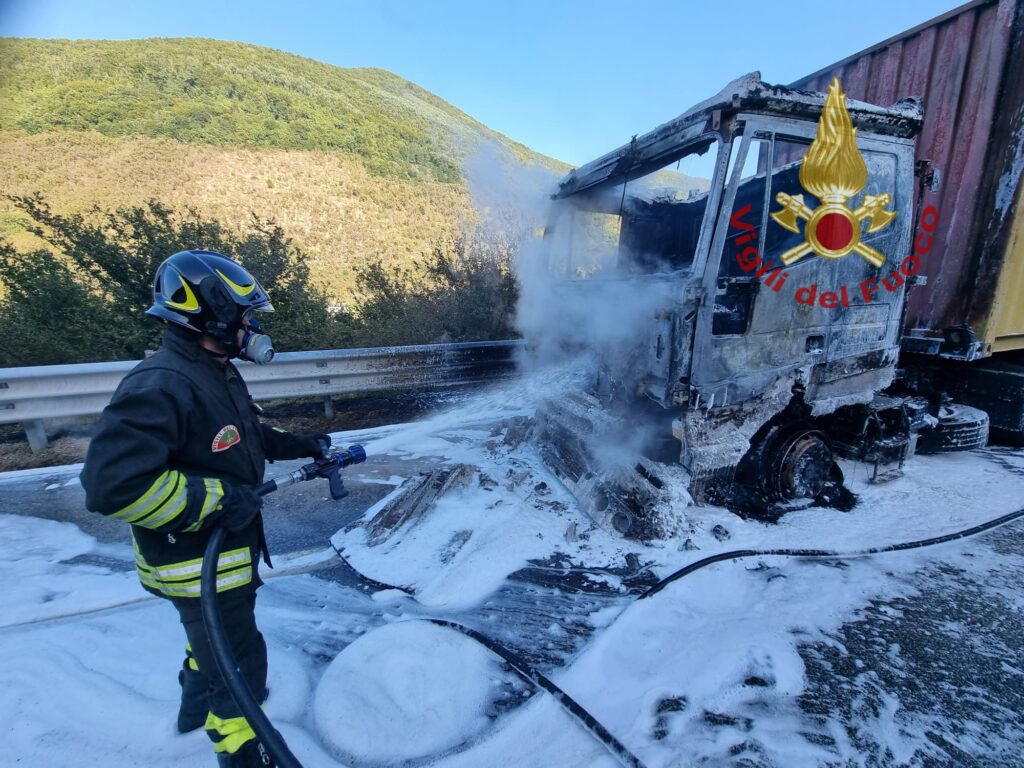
[537,74,923,530]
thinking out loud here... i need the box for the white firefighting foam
[2,383,1024,767]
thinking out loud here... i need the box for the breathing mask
[238,311,275,365]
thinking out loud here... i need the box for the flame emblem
[770,78,896,267]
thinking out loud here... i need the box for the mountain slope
[0,38,566,297]
[0,37,553,180]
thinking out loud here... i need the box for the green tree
[353,230,520,348]
[0,243,123,365]
[0,194,523,368]
[233,215,354,351]
[0,195,355,365]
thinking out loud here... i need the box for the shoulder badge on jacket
[212,425,241,452]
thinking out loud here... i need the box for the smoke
[461,139,681,382]
[460,138,706,516]
[461,139,558,245]
[457,119,730,531]
[515,239,678,372]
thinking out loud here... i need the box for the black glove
[217,484,263,533]
[294,431,331,459]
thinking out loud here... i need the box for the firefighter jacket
[81,324,314,603]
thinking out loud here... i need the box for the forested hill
[0,37,566,297]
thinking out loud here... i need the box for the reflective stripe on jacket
[133,534,253,598]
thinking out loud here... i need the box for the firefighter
[81,249,330,767]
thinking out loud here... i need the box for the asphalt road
[684,517,1024,767]
[0,451,413,555]
[799,524,1024,766]
[2,448,1022,766]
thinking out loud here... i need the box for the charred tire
[917,403,989,454]
[739,422,835,503]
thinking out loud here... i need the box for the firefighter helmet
[147,250,273,343]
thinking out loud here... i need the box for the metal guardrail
[0,340,523,452]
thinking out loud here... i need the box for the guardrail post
[324,396,335,418]
[24,419,49,453]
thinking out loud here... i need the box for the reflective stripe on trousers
[206,712,257,755]
[132,535,252,598]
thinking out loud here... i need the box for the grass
[0,130,476,298]
[0,37,570,300]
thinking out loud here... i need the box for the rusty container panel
[791,0,1024,354]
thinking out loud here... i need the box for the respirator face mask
[238,310,275,365]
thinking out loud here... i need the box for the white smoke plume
[461,139,558,245]
[462,139,683,378]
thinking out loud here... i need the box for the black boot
[216,740,275,767]
[177,663,209,734]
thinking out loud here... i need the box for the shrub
[353,230,520,348]
[0,243,126,365]
[0,195,356,365]
[0,194,521,367]
[0,38,464,183]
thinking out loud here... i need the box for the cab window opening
[544,136,722,279]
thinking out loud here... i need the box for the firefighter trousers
[177,591,268,757]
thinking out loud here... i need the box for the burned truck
[532,0,1024,535]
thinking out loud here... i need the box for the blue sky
[1,0,963,165]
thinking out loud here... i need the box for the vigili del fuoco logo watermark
[730,77,936,309]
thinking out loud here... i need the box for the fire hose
[641,505,1024,599]
[202,448,1024,768]
[201,444,366,768]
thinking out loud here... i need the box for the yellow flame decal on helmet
[164,267,200,311]
[216,269,256,297]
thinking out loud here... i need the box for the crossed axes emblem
[772,192,896,267]
[769,78,897,268]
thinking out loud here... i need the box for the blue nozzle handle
[337,444,367,467]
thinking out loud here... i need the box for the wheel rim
[776,431,832,500]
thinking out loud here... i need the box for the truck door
[689,119,915,408]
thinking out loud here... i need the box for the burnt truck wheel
[774,430,833,499]
[762,425,833,501]
[917,403,990,454]
[735,422,838,509]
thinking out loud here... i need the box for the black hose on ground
[427,618,648,768]
[642,506,1024,599]
[202,525,303,768]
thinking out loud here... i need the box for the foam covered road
[798,519,1024,766]
[1,393,1022,765]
